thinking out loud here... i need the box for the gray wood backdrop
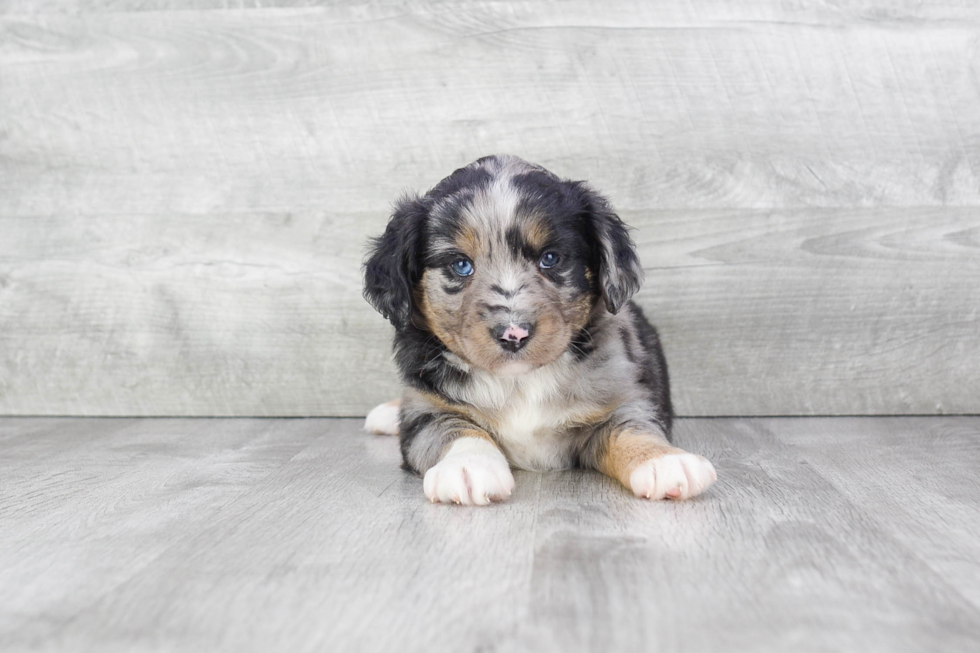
[1,0,978,417]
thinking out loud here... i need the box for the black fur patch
[429,164,493,204]
[508,172,599,296]
[477,302,509,316]
[573,182,642,314]
[628,302,673,438]
[398,411,435,471]
[424,166,493,246]
[504,225,538,262]
[489,284,515,299]
[619,326,638,365]
[393,323,470,401]
[569,319,600,361]
[437,265,467,295]
[511,170,583,223]
[363,195,429,330]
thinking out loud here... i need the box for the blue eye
[451,259,474,276]
[539,251,560,269]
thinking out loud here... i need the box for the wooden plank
[2,2,979,416]
[2,416,979,651]
[772,416,980,611]
[1,417,541,652]
[502,418,980,652]
[5,0,980,21]
[1,208,977,416]
[0,417,319,645]
[0,210,405,416]
[1,3,980,215]
[639,208,980,416]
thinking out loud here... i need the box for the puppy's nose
[493,322,533,353]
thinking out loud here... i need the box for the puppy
[363,155,716,506]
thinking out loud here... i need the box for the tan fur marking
[437,427,497,461]
[456,224,482,257]
[565,294,594,330]
[522,216,551,251]
[568,404,617,428]
[417,271,462,351]
[417,390,501,434]
[598,428,683,490]
[524,310,564,366]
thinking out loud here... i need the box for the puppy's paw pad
[630,453,716,501]
[364,400,400,436]
[423,438,515,506]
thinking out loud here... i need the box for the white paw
[423,437,515,506]
[629,453,717,501]
[364,399,400,435]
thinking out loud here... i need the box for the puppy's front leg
[423,434,514,506]
[401,408,514,506]
[594,427,717,501]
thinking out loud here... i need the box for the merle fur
[363,155,675,468]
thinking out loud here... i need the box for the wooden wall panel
[0,1,978,415]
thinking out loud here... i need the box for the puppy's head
[364,155,642,375]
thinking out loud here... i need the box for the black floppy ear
[578,184,644,314]
[363,194,428,330]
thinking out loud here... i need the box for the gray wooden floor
[2,417,979,652]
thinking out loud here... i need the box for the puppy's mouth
[448,313,574,376]
[487,338,568,376]
[493,359,538,376]
[455,339,542,377]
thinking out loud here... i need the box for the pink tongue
[503,324,529,341]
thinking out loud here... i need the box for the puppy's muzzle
[492,322,533,353]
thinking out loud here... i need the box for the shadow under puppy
[363,155,716,506]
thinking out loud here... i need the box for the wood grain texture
[2,207,976,416]
[1,1,979,415]
[4,2,980,213]
[1,416,979,652]
[771,417,980,611]
[0,418,321,646]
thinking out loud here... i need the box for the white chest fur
[462,355,595,471]
[493,396,577,470]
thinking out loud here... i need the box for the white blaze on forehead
[496,265,523,291]
[463,176,522,234]
[463,154,544,233]
[430,155,545,262]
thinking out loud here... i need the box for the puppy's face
[365,155,643,376]
[417,163,596,375]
